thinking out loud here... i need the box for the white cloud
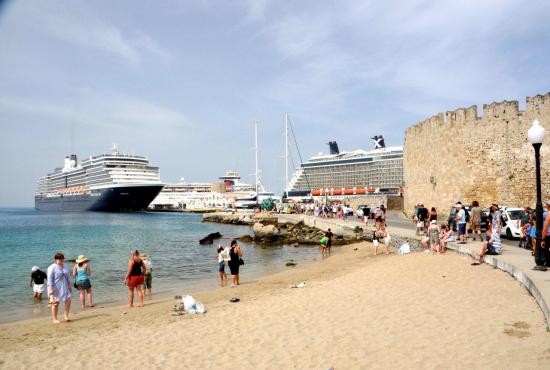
[0,93,190,129]
[19,1,170,65]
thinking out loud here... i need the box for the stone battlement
[403,91,550,216]
[527,92,550,111]
[406,93,550,136]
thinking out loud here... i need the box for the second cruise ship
[285,136,403,198]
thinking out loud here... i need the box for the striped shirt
[492,233,502,254]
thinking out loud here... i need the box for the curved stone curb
[448,243,550,330]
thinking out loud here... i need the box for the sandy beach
[2,243,550,369]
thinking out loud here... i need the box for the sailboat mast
[284,112,289,198]
[255,121,259,199]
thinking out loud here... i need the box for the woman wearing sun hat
[72,255,94,308]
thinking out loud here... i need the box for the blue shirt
[47,263,72,301]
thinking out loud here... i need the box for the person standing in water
[124,250,146,308]
[227,240,243,286]
[47,252,72,323]
[141,253,153,296]
[215,245,228,286]
[29,266,47,301]
[72,255,94,308]
[325,228,334,254]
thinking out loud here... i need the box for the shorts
[218,261,225,273]
[458,223,466,235]
[76,279,91,290]
[33,283,45,294]
[128,275,144,289]
[143,274,152,289]
[486,244,499,255]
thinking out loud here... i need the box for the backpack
[464,208,470,222]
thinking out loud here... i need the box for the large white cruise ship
[35,145,164,211]
[286,136,403,198]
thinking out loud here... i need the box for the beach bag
[320,236,329,245]
[239,258,244,266]
[398,243,411,255]
[416,221,423,228]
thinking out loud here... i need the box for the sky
[1,0,550,206]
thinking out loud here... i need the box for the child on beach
[141,254,153,296]
[215,245,228,286]
[29,266,47,301]
[320,235,329,255]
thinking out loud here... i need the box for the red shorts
[128,275,144,288]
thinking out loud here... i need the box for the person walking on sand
[47,252,72,323]
[29,266,47,301]
[141,253,153,296]
[228,240,243,286]
[428,220,441,253]
[72,255,94,309]
[124,250,146,307]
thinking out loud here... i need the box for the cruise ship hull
[35,185,164,212]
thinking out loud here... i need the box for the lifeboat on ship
[356,188,366,195]
[332,189,342,195]
[311,189,321,196]
[367,187,375,193]
[344,188,354,195]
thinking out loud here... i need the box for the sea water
[0,208,320,323]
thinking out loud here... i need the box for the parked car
[499,207,526,239]
[447,205,490,232]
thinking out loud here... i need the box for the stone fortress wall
[404,92,550,217]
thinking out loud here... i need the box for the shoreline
[2,241,550,368]
[0,242,323,325]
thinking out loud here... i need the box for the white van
[499,207,526,239]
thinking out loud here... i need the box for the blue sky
[1,0,549,206]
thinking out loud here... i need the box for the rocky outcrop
[202,213,254,225]
[199,232,222,245]
[253,223,280,242]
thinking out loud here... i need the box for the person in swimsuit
[72,255,94,309]
[47,252,72,323]
[124,250,146,307]
[30,266,47,301]
[227,240,243,286]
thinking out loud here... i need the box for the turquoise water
[0,208,320,323]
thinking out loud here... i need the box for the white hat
[31,266,39,272]
[456,204,462,208]
[430,220,437,224]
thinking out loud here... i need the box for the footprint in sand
[503,322,531,338]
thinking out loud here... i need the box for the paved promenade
[274,213,550,329]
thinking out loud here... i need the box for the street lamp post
[528,120,546,271]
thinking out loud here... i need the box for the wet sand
[2,243,550,369]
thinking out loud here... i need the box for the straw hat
[140,253,149,260]
[75,255,89,264]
